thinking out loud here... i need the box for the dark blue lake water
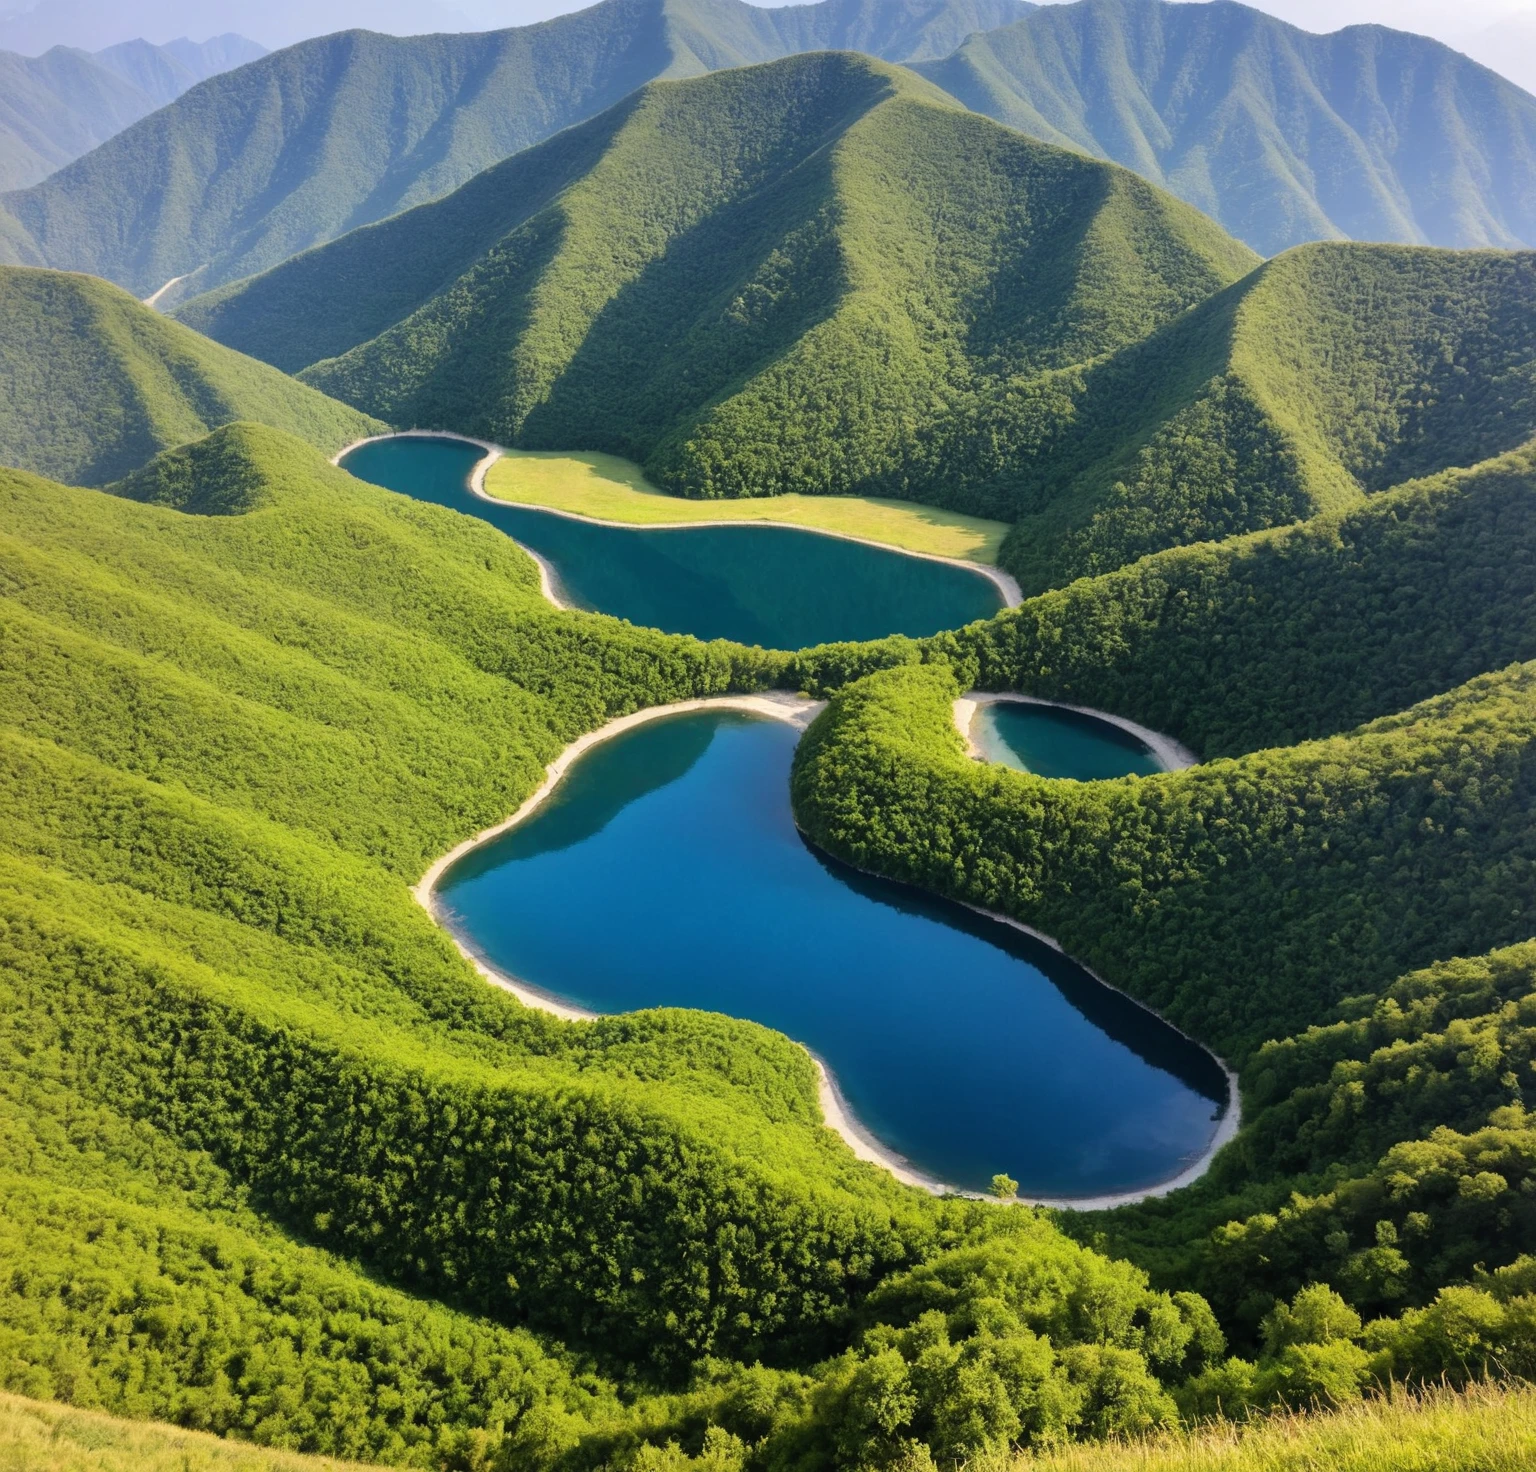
[973,702,1166,780]
[339,436,1003,647]
[437,710,1228,1198]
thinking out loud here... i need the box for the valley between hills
[3,2,1536,1469]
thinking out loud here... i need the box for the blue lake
[973,701,1167,780]
[437,710,1229,1198]
[339,436,1004,647]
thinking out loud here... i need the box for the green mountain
[0,36,262,193]
[995,240,1536,592]
[184,58,1536,596]
[181,53,1257,540]
[0,0,1029,304]
[0,265,381,485]
[914,0,1536,257]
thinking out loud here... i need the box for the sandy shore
[955,692,1200,772]
[334,431,1022,609]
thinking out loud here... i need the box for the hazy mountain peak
[914,0,1536,254]
[0,31,263,191]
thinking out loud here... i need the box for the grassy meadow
[483,450,1010,562]
[1023,1384,1536,1472]
[0,1391,373,1471]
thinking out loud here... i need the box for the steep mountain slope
[0,35,263,192]
[915,0,1536,256]
[0,266,380,485]
[0,45,155,192]
[186,59,1536,594]
[0,0,1028,303]
[994,241,1536,591]
[183,54,1256,538]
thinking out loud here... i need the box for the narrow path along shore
[955,692,1200,772]
[333,430,1023,609]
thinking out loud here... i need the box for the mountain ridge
[181,52,1262,571]
[0,34,263,192]
[0,0,1031,303]
[183,53,1536,593]
[914,0,1536,255]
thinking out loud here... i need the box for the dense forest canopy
[1,401,1535,1465]
[0,267,380,485]
[3,12,1536,1468]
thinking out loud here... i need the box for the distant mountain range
[0,0,475,53]
[915,0,1536,255]
[0,33,263,190]
[2,0,1535,305]
[0,0,1031,304]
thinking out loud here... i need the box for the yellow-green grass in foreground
[5,1384,1534,1472]
[0,1392,373,1472]
[1021,1383,1536,1472]
[483,450,1009,564]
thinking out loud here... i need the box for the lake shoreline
[411,694,1240,1212]
[334,431,1022,609]
[955,692,1201,773]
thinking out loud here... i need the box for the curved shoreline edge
[411,693,1241,1211]
[334,431,1023,610]
[956,692,1201,773]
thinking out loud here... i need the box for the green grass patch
[484,449,1009,563]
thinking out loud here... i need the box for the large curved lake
[437,709,1230,1199]
[340,436,1003,647]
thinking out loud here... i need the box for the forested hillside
[0,266,379,484]
[0,420,1262,1460]
[0,0,1027,303]
[182,55,1257,544]
[183,59,1536,594]
[915,0,1536,257]
[8,415,1536,1462]
[994,243,1536,591]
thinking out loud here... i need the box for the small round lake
[973,701,1167,780]
[340,436,1004,647]
[437,709,1229,1199]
